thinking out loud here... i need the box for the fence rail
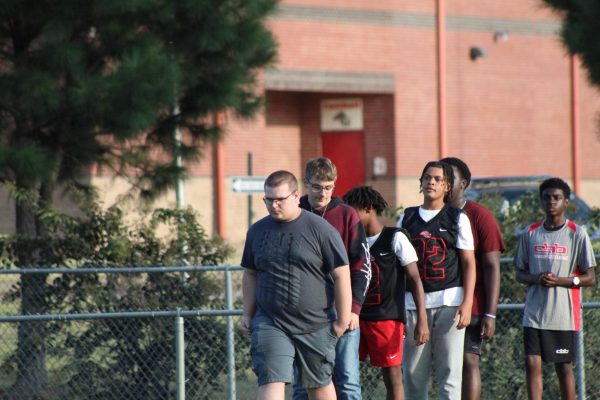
[0,265,599,399]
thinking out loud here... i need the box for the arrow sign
[231,176,267,193]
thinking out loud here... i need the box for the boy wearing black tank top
[397,161,476,399]
[344,186,428,400]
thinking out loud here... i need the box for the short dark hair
[304,157,337,182]
[343,186,388,216]
[539,177,571,199]
[420,160,455,202]
[265,170,298,192]
[440,157,471,188]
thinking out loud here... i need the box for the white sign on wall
[231,176,266,193]
[320,98,363,131]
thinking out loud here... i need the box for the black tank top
[360,227,408,321]
[401,205,462,293]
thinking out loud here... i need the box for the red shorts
[359,319,405,367]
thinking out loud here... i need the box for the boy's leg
[525,355,543,400]
[332,328,362,400]
[307,382,336,400]
[294,325,338,396]
[403,310,432,400]
[523,327,543,400]
[462,353,480,400]
[292,364,309,400]
[251,314,295,395]
[554,362,575,400]
[462,317,483,400]
[257,382,286,400]
[382,366,404,400]
[362,320,404,400]
[432,306,465,400]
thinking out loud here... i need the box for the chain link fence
[0,265,599,400]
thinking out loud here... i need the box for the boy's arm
[241,269,257,333]
[515,267,542,285]
[531,267,596,288]
[346,216,371,329]
[405,262,429,345]
[455,249,475,329]
[579,268,597,287]
[331,265,352,337]
[481,250,501,339]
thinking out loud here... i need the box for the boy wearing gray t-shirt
[515,177,596,400]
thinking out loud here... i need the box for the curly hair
[440,157,471,188]
[539,177,571,199]
[343,186,389,216]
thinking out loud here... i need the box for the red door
[322,131,365,197]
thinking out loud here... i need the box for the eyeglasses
[307,182,335,193]
[263,192,294,205]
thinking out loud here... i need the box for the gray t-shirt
[515,220,596,331]
[241,210,349,334]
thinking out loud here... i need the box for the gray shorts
[251,315,338,388]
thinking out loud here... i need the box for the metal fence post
[576,293,586,400]
[176,308,185,400]
[225,268,237,400]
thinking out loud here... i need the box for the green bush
[0,192,232,399]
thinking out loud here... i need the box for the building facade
[5,1,599,252]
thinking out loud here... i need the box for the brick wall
[12,1,597,247]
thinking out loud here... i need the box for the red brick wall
[80,0,600,244]
[260,0,600,181]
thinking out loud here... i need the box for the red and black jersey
[401,205,462,293]
[360,227,408,322]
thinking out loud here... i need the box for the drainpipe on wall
[570,54,580,195]
[436,0,447,159]
[213,112,226,239]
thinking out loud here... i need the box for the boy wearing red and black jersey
[344,186,428,400]
[397,161,476,400]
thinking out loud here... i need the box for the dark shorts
[523,327,575,363]
[359,319,404,367]
[251,315,338,388]
[464,316,483,355]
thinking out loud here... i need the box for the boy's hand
[241,315,252,334]
[454,303,472,329]
[481,315,496,339]
[414,317,430,346]
[332,320,348,338]
[347,312,360,331]
[539,272,558,287]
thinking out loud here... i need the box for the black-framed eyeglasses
[263,192,294,205]
[307,181,335,193]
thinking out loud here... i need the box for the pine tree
[543,1,600,99]
[0,0,277,391]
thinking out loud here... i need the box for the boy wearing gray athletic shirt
[515,177,596,400]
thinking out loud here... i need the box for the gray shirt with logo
[515,220,596,331]
[241,210,349,334]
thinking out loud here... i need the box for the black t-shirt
[241,210,349,334]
